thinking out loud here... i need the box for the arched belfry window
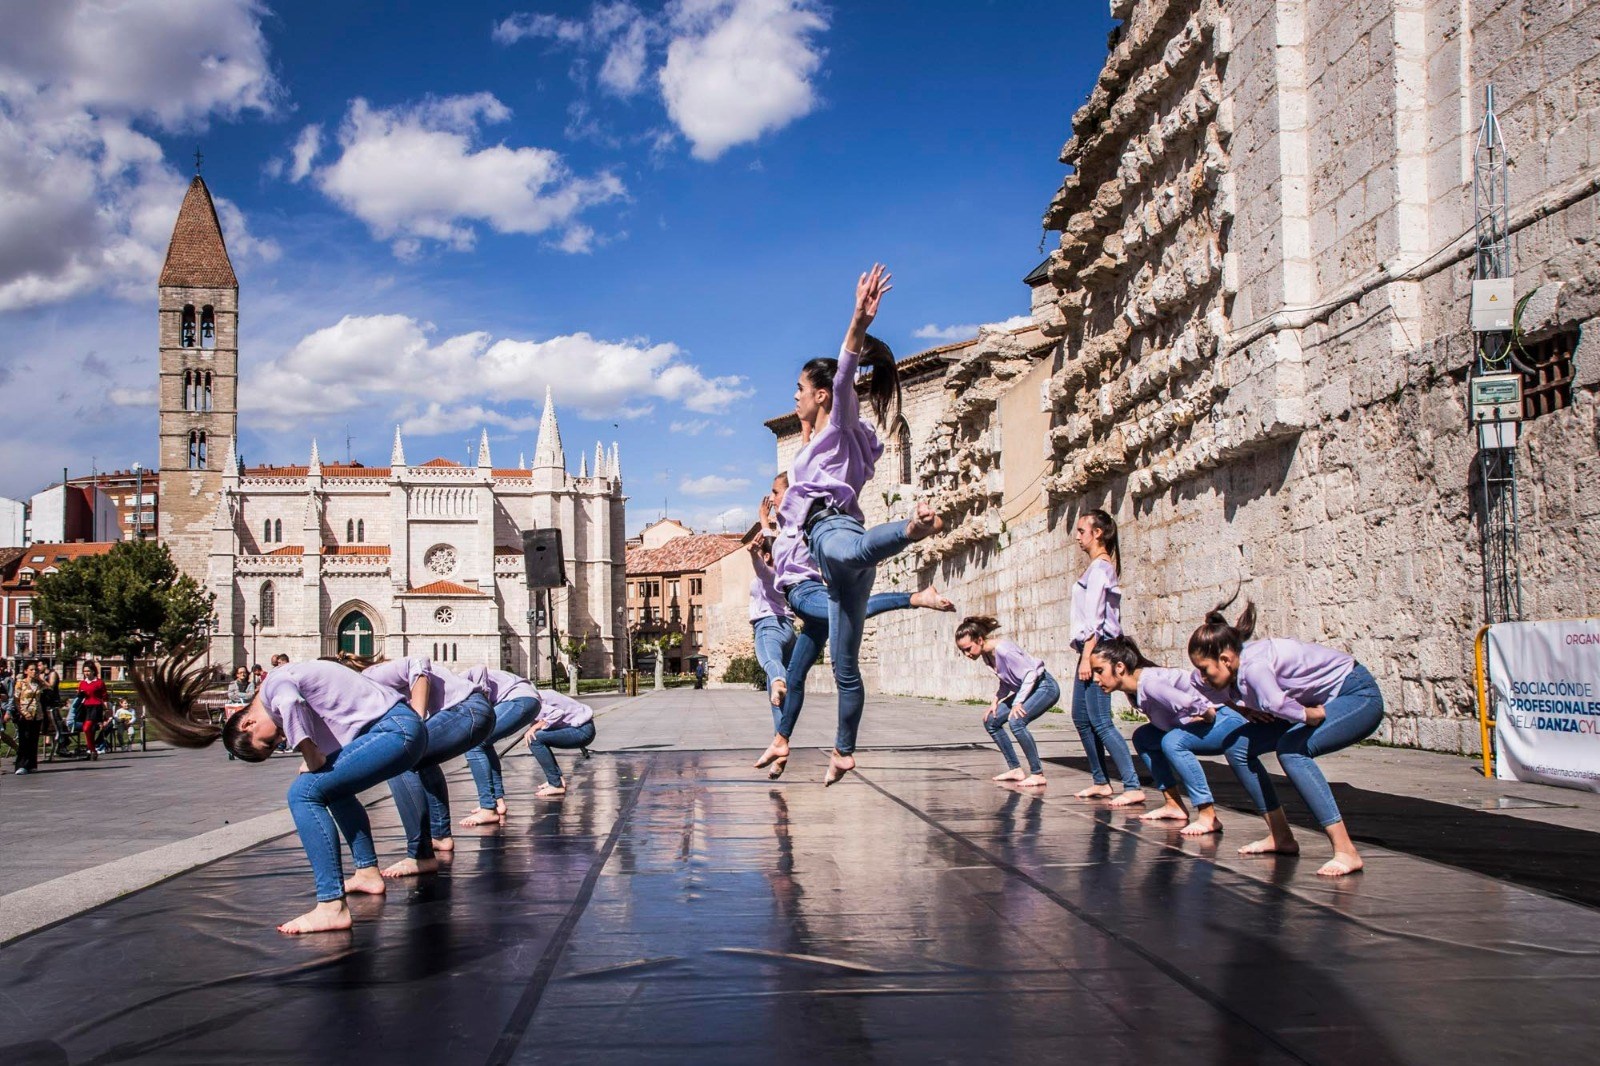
[182,370,193,410]
[263,518,272,543]
[200,306,216,349]
[180,305,196,348]
[357,519,365,543]
[188,430,207,469]
[273,519,282,542]
[895,418,913,485]
[347,519,355,542]
[260,582,276,628]
[202,371,213,411]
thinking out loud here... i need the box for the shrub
[723,655,766,688]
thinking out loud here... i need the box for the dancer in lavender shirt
[458,667,544,826]
[140,659,425,935]
[1068,509,1145,807]
[522,688,596,796]
[1189,600,1385,877]
[955,616,1061,789]
[754,266,947,786]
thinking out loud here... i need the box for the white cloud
[305,94,625,257]
[0,0,279,311]
[244,313,753,432]
[670,418,710,435]
[680,473,750,496]
[287,124,323,182]
[659,0,828,160]
[911,315,1035,343]
[494,3,653,99]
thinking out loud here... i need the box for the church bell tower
[156,175,240,581]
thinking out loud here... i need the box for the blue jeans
[287,702,425,902]
[753,616,795,731]
[388,692,495,859]
[1131,707,1270,809]
[1270,663,1384,826]
[1071,674,1141,789]
[985,672,1061,774]
[776,552,914,751]
[463,696,542,809]
[528,720,596,786]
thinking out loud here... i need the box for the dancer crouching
[459,667,543,826]
[140,658,426,934]
[361,657,494,876]
[1189,601,1386,877]
[1069,509,1144,806]
[524,689,596,797]
[756,266,946,786]
[955,616,1060,788]
[1090,636,1274,837]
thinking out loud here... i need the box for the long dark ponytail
[1090,635,1157,674]
[134,645,268,762]
[1085,508,1120,572]
[802,333,901,428]
[1187,598,1257,659]
[954,615,1002,645]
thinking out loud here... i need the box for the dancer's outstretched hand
[851,263,892,337]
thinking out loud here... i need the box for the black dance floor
[6,748,1600,1064]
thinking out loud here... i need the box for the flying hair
[134,646,270,762]
[801,333,902,428]
[1187,596,1258,659]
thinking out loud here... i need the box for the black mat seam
[856,769,1314,1066]
[484,757,654,1066]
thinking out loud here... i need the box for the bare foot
[1181,811,1223,837]
[1108,789,1147,808]
[823,750,855,787]
[993,768,1027,782]
[382,856,441,879]
[1238,836,1300,856]
[460,808,503,827]
[1075,784,1114,799]
[1317,852,1364,877]
[910,585,956,612]
[1018,773,1048,789]
[754,738,790,770]
[344,866,388,896]
[1140,803,1189,822]
[277,899,352,935]
[433,836,455,853]
[495,798,507,815]
[768,755,789,780]
[905,501,945,542]
[535,783,567,797]
[769,678,787,708]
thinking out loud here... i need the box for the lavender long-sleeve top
[749,552,790,621]
[777,343,884,538]
[1135,667,1221,732]
[987,640,1046,702]
[1070,557,1122,644]
[535,689,594,729]
[465,666,539,705]
[262,660,405,755]
[1192,639,1356,724]
[363,657,486,716]
[771,521,822,593]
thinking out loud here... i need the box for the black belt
[802,498,844,536]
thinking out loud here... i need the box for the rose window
[434,606,454,626]
[424,544,457,578]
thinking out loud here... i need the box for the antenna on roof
[194,147,204,175]
[345,425,353,465]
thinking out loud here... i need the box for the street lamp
[249,614,260,669]
[131,463,144,540]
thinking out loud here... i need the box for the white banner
[1489,619,1600,793]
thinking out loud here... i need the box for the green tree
[32,540,214,673]
[558,634,590,695]
[636,631,683,690]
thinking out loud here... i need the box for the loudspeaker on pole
[521,528,567,588]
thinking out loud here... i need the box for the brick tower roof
[159,176,237,288]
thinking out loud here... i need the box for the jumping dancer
[1069,510,1144,806]
[361,657,494,877]
[755,265,945,785]
[749,495,795,714]
[524,689,596,797]
[1090,636,1273,836]
[458,667,543,826]
[139,657,427,934]
[954,616,1060,789]
[1188,601,1386,876]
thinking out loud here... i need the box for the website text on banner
[1487,619,1600,794]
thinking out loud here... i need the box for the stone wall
[775,0,1600,754]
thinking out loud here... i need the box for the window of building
[645,580,660,598]
[1520,330,1579,421]
[689,603,702,628]
[202,371,213,412]
[274,519,282,542]
[689,577,703,597]
[200,306,216,349]
[260,582,276,628]
[357,519,365,543]
[896,418,913,484]
[18,603,32,624]
[263,519,272,543]
[338,611,375,658]
[188,430,207,469]
[347,519,355,542]
[667,579,680,603]
[180,304,196,348]
[182,370,192,410]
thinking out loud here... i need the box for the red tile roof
[420,458,461,468]
[493,469,531,478]
[403,580,488,596]
[4,542,117,589]
[159,177,237,288]
[626,533,745,576]
[266,545,305,556]
[240,464,390,478]
[494,545,524,555]
[329,545,390,555]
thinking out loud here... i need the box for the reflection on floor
[5,748,1599,1065]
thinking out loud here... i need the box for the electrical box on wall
[1471,278,1515,331]
[1470,372,1522,448]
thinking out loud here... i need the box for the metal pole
[545,588,558,685]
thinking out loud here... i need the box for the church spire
[595,441,605,479]
[222,435,239,477]
[390,425,406,467]
[532,386,565,469]
[159,176,237,288]
[308,438,321,474]
[608,441,621,480]
[477,428,492,468]
[579,452,589,478]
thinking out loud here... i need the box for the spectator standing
[251,663,266,689]
[270,653,290,668]
[78,663,109,761]
[12,661,43,774]
[0,664,16,755]
[227,667,255,705]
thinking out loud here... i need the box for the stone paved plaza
[5,688,1600,1063]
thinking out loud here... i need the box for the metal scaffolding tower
[1469,84,1524,623]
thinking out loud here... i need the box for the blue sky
[0,0,1112,532]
